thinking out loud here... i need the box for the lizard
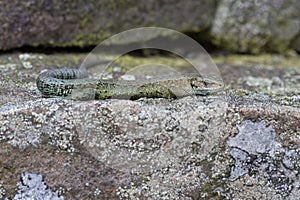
[36,67,224,100]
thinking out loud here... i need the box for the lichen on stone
[227,120,300,197]
[212,0,299,53]
[11,172,64,200]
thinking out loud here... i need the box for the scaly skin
[36,68,224,100]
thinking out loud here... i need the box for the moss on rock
[211,0,299,53]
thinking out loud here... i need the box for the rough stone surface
[12,172,64,200]
[0,53,299,199]
[227,120,299,198]
[1,0,299,53]
[212,0,300,53]
[0,0,215,50]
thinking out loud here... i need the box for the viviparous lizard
[36,68,224,100]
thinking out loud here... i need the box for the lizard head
[190,76,224,95]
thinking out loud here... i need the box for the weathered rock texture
[212,0,300,53]
[0,0,215,50]
[0,53,299,199]
[1,0,299,53]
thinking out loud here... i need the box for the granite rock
[0,0,215,50]
[212,0,300,53]
[0,53,299,199]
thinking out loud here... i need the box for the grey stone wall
[212,0,300,53]
[0,0,215,49]
[0,0,299,53]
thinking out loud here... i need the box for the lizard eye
[191,77,205,89]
